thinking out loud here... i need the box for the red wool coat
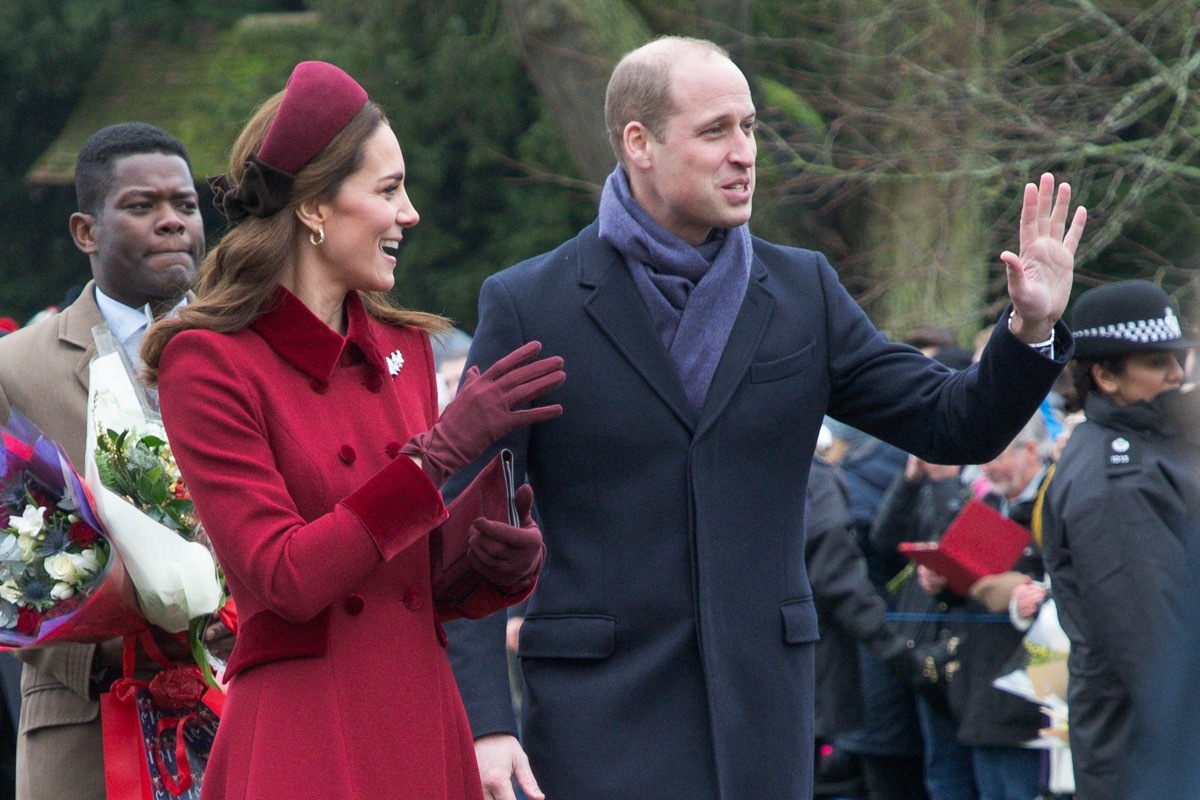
[158,288,516,800]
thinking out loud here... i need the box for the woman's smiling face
[312,122,419,294]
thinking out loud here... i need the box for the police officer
[1040,280,1199,800]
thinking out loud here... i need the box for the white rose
[0,580,21,604]
[68,549,102,579]
[50,582,75,601]
[43,552,79,583]
[16,534,37,562]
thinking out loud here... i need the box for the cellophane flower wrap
[992,597,1070,714]
[84,324,223,640]
[992,597,1071,788]
[0,410,144,648]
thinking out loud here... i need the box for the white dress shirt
[93,287,187,369]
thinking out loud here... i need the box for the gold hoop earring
[309,226,325,246]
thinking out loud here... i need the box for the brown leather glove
[402,341,564,487]
[467,484,545,595]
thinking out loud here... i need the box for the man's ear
[623,121,654,170]
[69,212,98,255]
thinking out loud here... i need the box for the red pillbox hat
[257,61,369,175]
[210,61,371,221]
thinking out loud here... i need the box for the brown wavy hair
[141,92,449,384]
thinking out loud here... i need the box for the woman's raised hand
[403,341,565,486]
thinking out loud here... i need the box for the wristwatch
[1009,310,1055,359]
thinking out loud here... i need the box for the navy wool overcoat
[445,221,1069,800]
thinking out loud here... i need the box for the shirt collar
[94,287,164,344]
[250,285,387,385]
[94,289,187,345]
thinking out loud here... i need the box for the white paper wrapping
[84,348,221,632]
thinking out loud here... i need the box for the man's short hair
[75,123,192,215]
[604,36,729,164]
[1012,411,1052,459]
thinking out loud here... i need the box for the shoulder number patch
[1108,436,1137,468]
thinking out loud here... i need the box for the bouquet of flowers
[84,323,222,635]
[94,428,200,544]
[0,411,144,648]
[992,597,1074,791]
[94,417,238,682]
[83,327,230,799]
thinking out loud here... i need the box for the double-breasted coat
[445,222,1071,800]
[157,288,522,800]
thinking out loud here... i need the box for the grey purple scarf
[597,166,751,413]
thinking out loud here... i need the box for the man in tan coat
[0,122,204,799]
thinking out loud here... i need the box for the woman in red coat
[141,62,563,799]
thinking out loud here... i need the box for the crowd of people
[808,285,1198,800]
[0,30,1193,800]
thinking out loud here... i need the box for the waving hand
[1000,173,1087,344]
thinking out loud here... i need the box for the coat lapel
[696,251,775,439]
[59,282,103,394]
[58,282,197,393]
[577,226,698,432]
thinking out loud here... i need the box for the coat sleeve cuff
[13,642,98,700]
[340,453,449,561]
[995,304,1074,364]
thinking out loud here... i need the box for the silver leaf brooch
[386,349,404,376]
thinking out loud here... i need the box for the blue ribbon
[885,612,1010,623]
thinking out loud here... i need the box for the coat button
[385,441,403,459]
[365,372,383,393]
[344,595,365,615]
[309,377,328,394]
[339,444,356,464]
[403,589,424,611]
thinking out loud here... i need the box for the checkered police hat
[1071,280,1196,359]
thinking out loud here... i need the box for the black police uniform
[1041,390,1200,799]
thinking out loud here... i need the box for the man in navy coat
[445,35,1088,800]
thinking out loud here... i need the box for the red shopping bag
[101,630,223,799]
